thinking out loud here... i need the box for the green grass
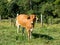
[0,20,60,45]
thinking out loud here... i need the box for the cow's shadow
[32,33,54,40]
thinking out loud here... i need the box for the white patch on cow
[31,21,33,24]
[16,20,20,26]
[30,28,33,32]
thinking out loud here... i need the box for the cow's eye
[27,17,30,19]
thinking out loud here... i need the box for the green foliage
[54,0,60,5]
[32,0,41,2]
[0,0,60,23]
[0,0,8,18]
[27,9,34,15]
[8,2,19,18]
[53,5,60,17]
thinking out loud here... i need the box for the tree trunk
[0,15,1,21]
[41,14,43,27]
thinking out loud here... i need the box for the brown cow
[16,14,37,40]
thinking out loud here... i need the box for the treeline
[0,0,60,23]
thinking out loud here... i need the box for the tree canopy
[0,0,60,19]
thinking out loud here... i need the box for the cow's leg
[16,24,19,33]
[29,30,32,40]
[22,27,25,36]
[16,20,20,33]
[28,30,30,40]
[27,30,31,40]
[29,28,33,39]
[16,24,20,40]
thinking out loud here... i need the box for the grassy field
[0,20,60,45]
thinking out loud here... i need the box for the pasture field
[0,19,60,45]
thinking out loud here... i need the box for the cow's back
[16,14,29,27]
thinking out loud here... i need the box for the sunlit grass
[0,19,60,45]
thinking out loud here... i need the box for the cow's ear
[27,16,30,19]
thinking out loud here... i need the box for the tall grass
[0,19,60,45]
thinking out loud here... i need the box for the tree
[53,0,60,18]
[0,0,8,19]
[8,1,19,18]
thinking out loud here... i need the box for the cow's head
[29,14,38,27]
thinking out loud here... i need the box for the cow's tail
[17,13,19,16]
